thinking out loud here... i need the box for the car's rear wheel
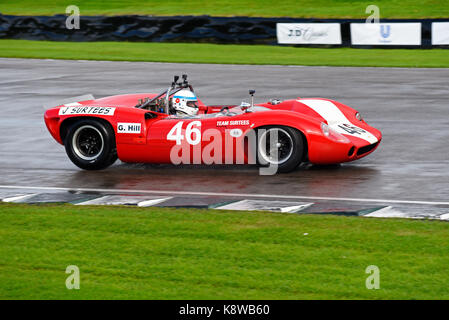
[65,119,117,170]
[257,126,304,173]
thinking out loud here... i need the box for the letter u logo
[380,25,391,39]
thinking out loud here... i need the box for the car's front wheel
[257,126,304,173]
[64,119,117,170]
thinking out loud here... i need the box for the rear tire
[257,126,304,173]
[64,119,117,170]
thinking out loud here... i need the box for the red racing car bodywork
[44,78,381,173]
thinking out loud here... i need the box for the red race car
[44,75,381,173]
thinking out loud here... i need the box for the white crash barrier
[276,23,342,44]
[432,22,449,45]
[350,23,422,45]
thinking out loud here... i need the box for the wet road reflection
[0,58,448,204]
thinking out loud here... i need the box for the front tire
[65,119,117,170]
[257,126,304,173]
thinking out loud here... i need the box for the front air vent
[357,142,379,156]
[348,146,355,157]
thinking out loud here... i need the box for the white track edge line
[0,185,448,206]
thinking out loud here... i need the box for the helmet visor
[187,101,198,109]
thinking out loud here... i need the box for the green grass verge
[1,40,448,68]
[0,0,448,19]
[1,203,449,299]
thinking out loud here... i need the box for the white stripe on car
[298,99,378,144]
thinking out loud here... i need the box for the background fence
[1,14,448,48]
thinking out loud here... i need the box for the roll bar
[137,74,194,113]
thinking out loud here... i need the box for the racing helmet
[172,89,199,116]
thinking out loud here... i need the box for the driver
[172,89,199,116]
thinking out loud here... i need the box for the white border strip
[2,194,36,203]
[439,213,449,220]
[138,197,173,207]
[0,185,448,206]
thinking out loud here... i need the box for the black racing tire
[256,126,305,173]
[64,119,117,170]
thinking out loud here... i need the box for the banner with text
[432,22,449,45]
[350,23,421,45]
[277,23,342,44]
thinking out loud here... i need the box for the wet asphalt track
[0,58,448,214]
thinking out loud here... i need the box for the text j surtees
[179,304,214,318]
